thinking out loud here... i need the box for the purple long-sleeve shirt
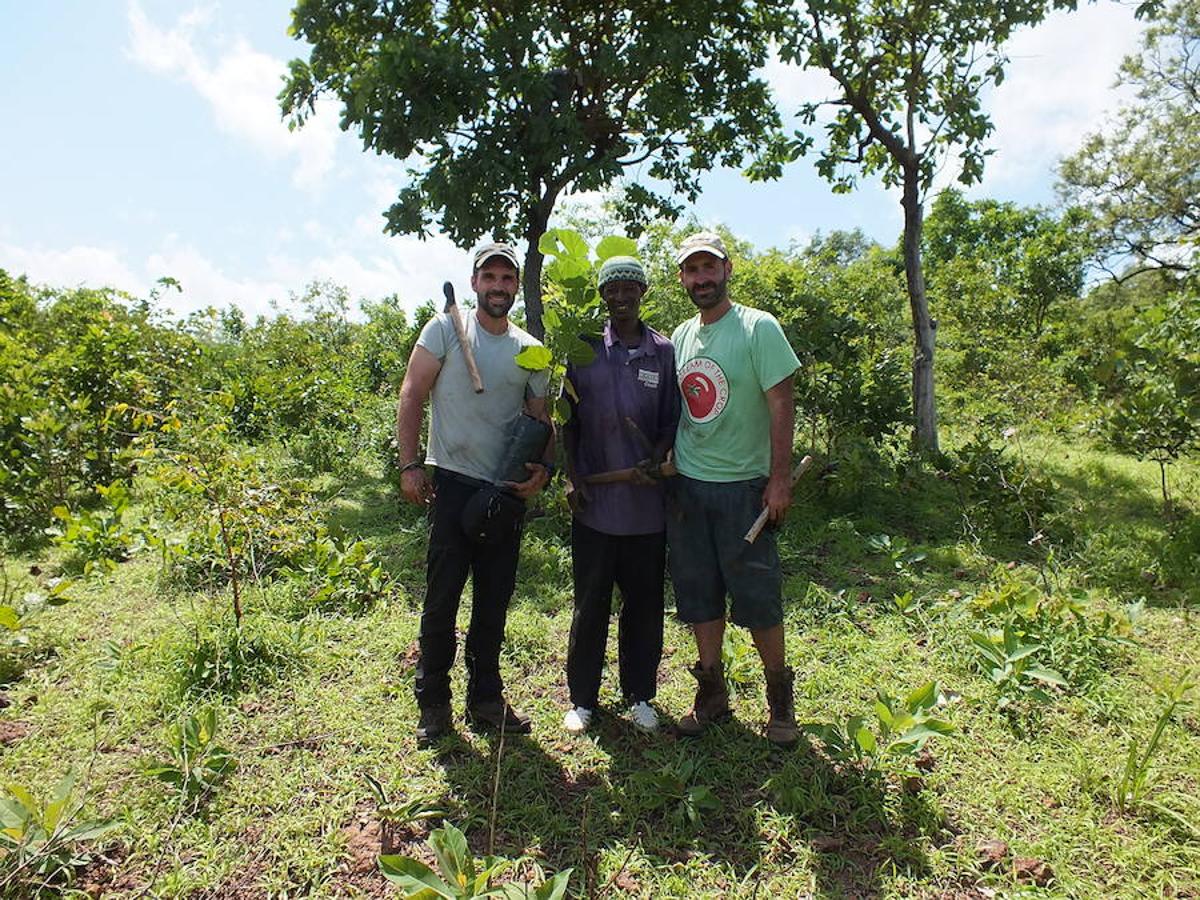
[564,321,680,536]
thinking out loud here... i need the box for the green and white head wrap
[597,255,648,290]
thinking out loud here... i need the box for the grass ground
[1,435,1198,898]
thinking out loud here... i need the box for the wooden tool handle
[742,454,815,544]
[443,282,484,394]
[583,458,677,485]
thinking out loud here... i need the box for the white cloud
[979,4,1144,193]
[125,1,340,189]
[760,7,1145,200]
[0,242,145,296]
[2,231,470,321]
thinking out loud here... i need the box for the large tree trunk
[521,203,553,341]
[901,168,939,453]
[521,240,545,341]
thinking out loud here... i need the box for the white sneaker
[626,701,658,732]
[562,707,593,733]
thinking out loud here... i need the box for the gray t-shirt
[418,311,550,483]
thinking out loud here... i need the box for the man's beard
[478,289,515,319]
[687,275,728,309]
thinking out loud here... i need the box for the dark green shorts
[665,474,783,630]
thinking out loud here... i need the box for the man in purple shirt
[561,255,680,733]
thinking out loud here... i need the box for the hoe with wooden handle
[743,454,815,544]
[443,281,484,393]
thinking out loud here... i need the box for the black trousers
[566,520,665,709]
[414,469,522,709]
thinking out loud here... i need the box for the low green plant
[1116,673,1197,815]
[803,681,954,774]
[0,769,116,893]
[720,628,759,698]
[145,707,237,807]
[46,481,144,576]
[379,821,572,899]
[627,752,720,828]
[970,625,1067,710]
[285,532,393,614]
[0,568,72,648]
[866,533,927,578]
[363,773,446,827]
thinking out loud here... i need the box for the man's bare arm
[396,345,442,504]
[762,374,795,525]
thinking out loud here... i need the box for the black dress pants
[566,520,665,709]
[414,469,522,709]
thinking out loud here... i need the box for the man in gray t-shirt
[395,242,552,742]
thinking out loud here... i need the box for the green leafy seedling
[145,707,237,807]
[379,821,572,898]
[0,769,116,889]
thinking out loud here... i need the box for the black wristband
[400,460,424,473]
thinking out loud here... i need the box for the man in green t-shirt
[668,231,802,746]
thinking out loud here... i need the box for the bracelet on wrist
[400,459,424,474]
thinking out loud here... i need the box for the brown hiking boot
[677,662,731,737]
[765,666,799,747]
[466,699,532,734]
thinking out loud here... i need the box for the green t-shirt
[671,304,800,482]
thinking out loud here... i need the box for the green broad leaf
[595,236,638,260]
[1024,667,1068,686]
[63,818,116,842]
[565,339,596,367]
[545,256,590,286]
[905,681,939,711]
[538,228,587,260]
[527,868,574,900]
[378,855,456,897]
[514,346,553,371]
[0,796,30,828]
[6,786,36,815]
[892,721,954,749]
[552,396,572,425]
[0,606,19,630]
[431,822,471,885]
[855,726,877,754]
[1007,643,1042,662]
[873,700,894,728]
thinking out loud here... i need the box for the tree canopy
[280,0,781,338]
[1059,0,1200,281]
[757,0,1076,452]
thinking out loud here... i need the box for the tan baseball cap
[473,242,520,272]
[676,231,728,264]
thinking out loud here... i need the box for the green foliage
[1104,294,1200,508]
[379,821,572,899]
[283,0,781,333]
[168,615,303,698]
[363,773,446,828]
[970,625,1068,710]
[627,751,721,829]
[803,681,954,774]
[721,629,760,699]
[145,707,237,808]
[1058,0,1199,276]
[0,769,116,892]
[46,482,145,576]
[1116,673,1196,815]
[865,533,927,579]
[0,568,72,651]
[285,532,394,614]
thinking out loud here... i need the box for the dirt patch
[329,803,430,898]
[75,845,143,897]
[0,719,30,746]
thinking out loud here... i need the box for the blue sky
[1,2,1143,319]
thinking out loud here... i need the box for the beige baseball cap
[473,242,520,272]
[676,231,728,264]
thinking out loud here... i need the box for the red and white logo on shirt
[679,357,729,424]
